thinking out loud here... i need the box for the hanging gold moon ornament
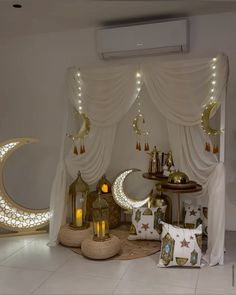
[133,114,150,151]
[67,112,91,155]
[201,99,224,153]
[112,169,150,211]
[0,138,50,232]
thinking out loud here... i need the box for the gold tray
[161,181,197,190]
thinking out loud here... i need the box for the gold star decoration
[180,238,190,248]
[190,209,196,216]
[141,223,149,231]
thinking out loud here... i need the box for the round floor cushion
[58,224,92,247]
[81,235,121,260]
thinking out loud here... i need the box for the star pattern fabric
[190,209,196,216]
[180,238,190,248]
[141,223,149,231]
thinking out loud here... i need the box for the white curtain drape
[48,65,140,245]
[142,54,228,265]
[49,54,228,266]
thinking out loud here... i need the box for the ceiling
[1,0,236,37]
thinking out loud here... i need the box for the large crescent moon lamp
[0,138,50,232]
[67,112,91,140]
[112,169,150,210]
[201,100,224,136]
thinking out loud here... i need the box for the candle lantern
[92,191,110,241]
[96,174,111,194]
[69,171,89,229]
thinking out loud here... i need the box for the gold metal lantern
[96,174,112,194]
[69,171,89,229]
[92,191,110,241]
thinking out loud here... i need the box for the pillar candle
[76,209,83,227]
[101,220,106,237]
[96,222,100,237]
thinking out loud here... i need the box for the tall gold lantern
[69,171,89,229]
[92,191,110,241]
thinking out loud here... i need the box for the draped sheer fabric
[48,54,229,266]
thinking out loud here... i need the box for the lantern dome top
[69,171,89,194]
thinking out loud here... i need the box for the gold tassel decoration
[205,142,211,152]
[213,144,219,154]
[73,145,78,155]
[144,142,150,151]
[138,142,141,151]
[80,144,83,154]
[82,144,86,154]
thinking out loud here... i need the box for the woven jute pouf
[58,224,92,247]
[81,235,121,260]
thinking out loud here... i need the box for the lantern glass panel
[69,171,89,229]
[92,193,110,241]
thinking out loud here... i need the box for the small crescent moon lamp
[112,169,150,210]
[0,138,50,232]
[67,112,91,140]
[132,114,148,136]
[201,100,224,136]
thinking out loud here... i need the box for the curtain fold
[49,54,228,266]
[49,65,139,245]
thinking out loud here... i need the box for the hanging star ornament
[180,238,190,248]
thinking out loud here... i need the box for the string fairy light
[201,56,223,153]
[67,69,91,155]
[132,71,150,151]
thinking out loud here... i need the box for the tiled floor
[0,231,235,294]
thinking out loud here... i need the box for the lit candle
[76,209,83,227]
[101,184,108,193]
[96,222,100,237]
[101,220,106,237]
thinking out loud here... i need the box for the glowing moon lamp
[201,100,224,136]
[0,138,50,232]
[67,112,91,140]
[132,114,148,136]
[112,169,150,210]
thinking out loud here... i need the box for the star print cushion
[128,206,167,241]
[158,222,202,268]
[184,203,202,229]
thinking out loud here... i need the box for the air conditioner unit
[95,19,189,59]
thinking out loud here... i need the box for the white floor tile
[123,253,199,289]
[197,264,236,294]
[57,254,131,280]
[1,240,75,271]
[0,236,34,262]
[114,278,195,294]
[33,271,119,294]
[0,266,51,294]
[196,288,226,294]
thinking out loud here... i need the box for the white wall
[0,11,235,229]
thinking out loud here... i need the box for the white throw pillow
[128,206,167,241]
[158,222,202,267]
[184,203,202,229]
